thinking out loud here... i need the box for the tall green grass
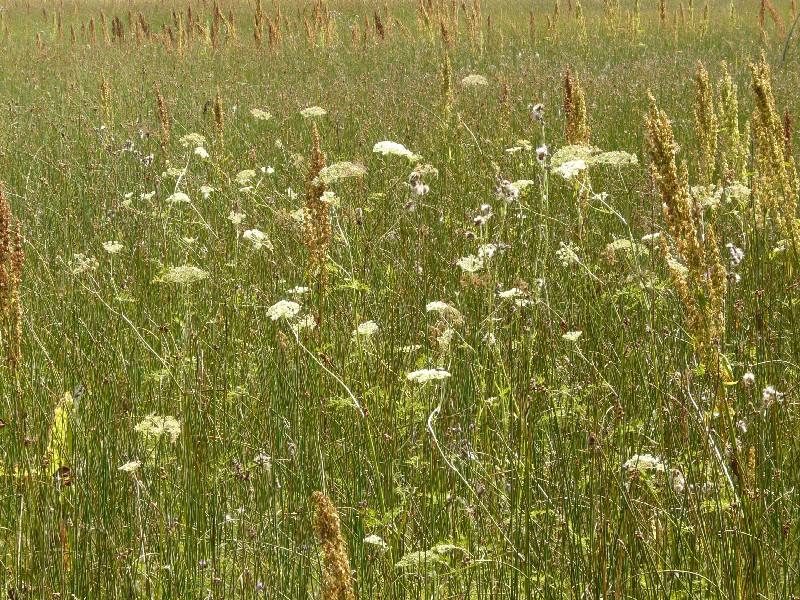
[1,0,800,597]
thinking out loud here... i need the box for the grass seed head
[155,82,170,152]
[717,62,746,184]
[750,52,799,246]
[441,52,454,122]
[304,123,331,282]
[563,67,590,145]
[311,492,355,600]
[100,72,113,128]
[784,106,793,160]
[693,61,717,186]
[213,87,224,144]
[0,183,23,369]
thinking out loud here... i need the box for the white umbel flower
[762,386,783,405]
[228,211,246,225]
[456,255,484,273]
[266,300,301,321]
[291,314,317,333]
[623,454,664,473]
[102,241,124,254]
[250,108,272,121]
[352,320,379,340]
[242,229,273,250]
[179,133,207,148]
[554,159,588,180]
[497,288,524,300]
[157,265,209,285]
[363,534,389,551]
[373,141,421,162]
[166,192,191,204]
[118,460,141,473]
[406,368,452,384]
[235,169,257,186]
[461,74,488,87]
[135,414,181,443]
[301,106,327,118]
[426,301,452,313]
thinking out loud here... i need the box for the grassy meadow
[1,0,800,597]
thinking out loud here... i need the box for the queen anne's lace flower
[315,161,367,185]
[352,320,379,340]
[102,241,124,254]
[291,314,316,333]
[301,106,327,118]
[242,229,273,250]
[456,255,484,273]
[406,369,452,384]
[554,159,588,180]
[593,150,638,166]
[461,74,488,87]
[266,300,301,321]
[478,243,498,259]
[118,460,141,473]
[164,167,185,178]
[179,133,207,148]
[556,242,580,266]
[363,534,389,551]
[373,141,421,162]
[70,252,100,275]
[235,170,257,186]
[426,301,451,313]
[157,265,209,285]
[250,108,272,121]
[228,211,246,225]
[71,253,99,275]
[166,192,191,204]
[135,414,181,443]
[497,288,525,300]
[623,454,664,473]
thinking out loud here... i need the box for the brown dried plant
[155,82,170,153]
[563,67,590,145]
[213,87,224,145]
[645,92,727,382]
[0,183,23,369]
[441,52,454,123]
[254,0,263,46]
[693,61,716,187]
[311,492,355,600]
[750,53,799,250]
[717,62,747,184]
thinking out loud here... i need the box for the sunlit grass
[1,0,800,598]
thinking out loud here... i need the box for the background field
[1,0,800,598]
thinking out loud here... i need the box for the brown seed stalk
[311,492,355,600]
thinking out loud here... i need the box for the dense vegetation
[1,0,800,597]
